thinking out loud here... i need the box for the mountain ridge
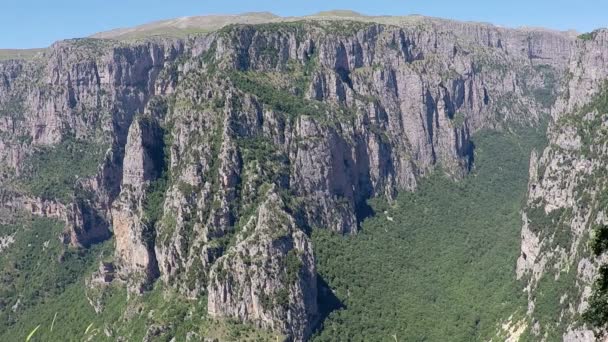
[0,11,584,55]
[0,14,607,341]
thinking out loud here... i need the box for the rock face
[515,120,598,339]
[0,38,184,246]
[554,29,608,116]
[207,189,318,341]
[111,116,164,291]
[0,191,110,247]
[0,16,593,340]
[513,29,608,340]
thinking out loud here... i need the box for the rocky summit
[2,11,608,342]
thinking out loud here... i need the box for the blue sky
[2,0,606,49]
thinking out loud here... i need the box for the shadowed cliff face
[0,19,582,340]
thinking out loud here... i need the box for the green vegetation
[0,98,25,119]
[229,71,327,120]
[452,112,466,128]
[523,263,580,341]
[578,31,597,41]
[312,126,547,341]
[318,21,373,36]
[0,213,278,341]
[284,250,303,285]
[532,84,608,336]
[19,137,107,202]
[229,70,355,127]
[142,151,168,226]
[1,269,277,341]
[0,280,125,341]
[584,223,608,333]
[0,215,113,338]
[562,81,608,157]
[237,136,289,186]
[584,264,608,332]
[65,38,114,52]
[591,225,608,256]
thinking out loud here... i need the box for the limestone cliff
[112,115,164,292]
[0,16,586,340]
[513,29,608,341]
[207,189,318,341]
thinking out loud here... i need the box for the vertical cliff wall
[0,18,584,340]
[513,29,608,341]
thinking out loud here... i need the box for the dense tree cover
[0,216,112,338]
[19,137,108,203]
[585,222,608,333]
[312,127,547,341]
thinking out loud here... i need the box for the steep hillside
[0,14,597,341]
[512,29,608,342]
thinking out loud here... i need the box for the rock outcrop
[0,38,185,247]
[513,29,608,340]
[111,116,164,292]
[0,16,591,339]
[207,189,318,341]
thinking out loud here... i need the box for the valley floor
[312,127,547,341]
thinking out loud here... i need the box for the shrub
[578,32,596,41]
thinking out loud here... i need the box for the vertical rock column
[111,116,164,293]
